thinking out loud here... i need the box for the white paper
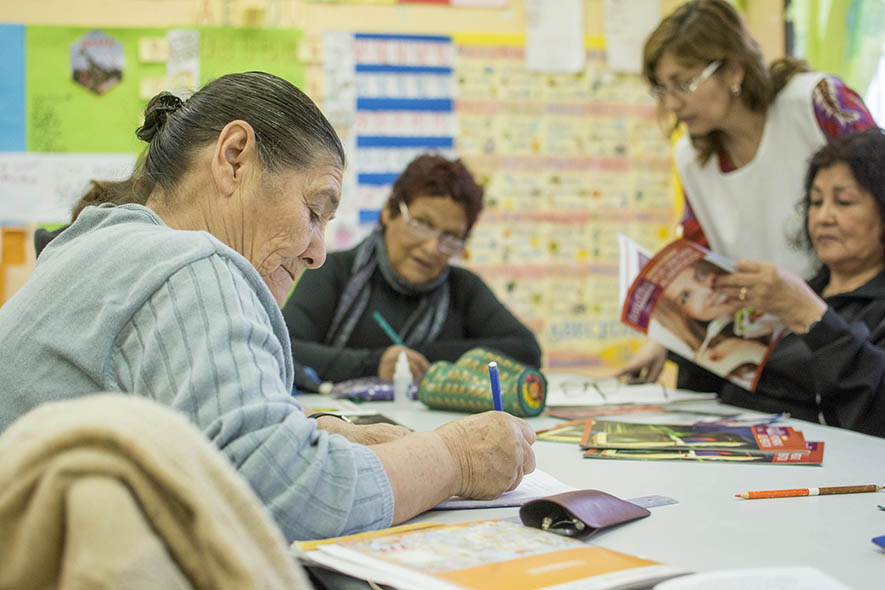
[654,566,850,590]
[525,0,585,73]
[322,32,356,128]
[297,396,380,417]
[603,0,661,74]
[433,469,576,509]
[545,373,715,407]
[166,29,200,95]
[0,153,137,224]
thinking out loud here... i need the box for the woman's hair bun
[136,92,184,143]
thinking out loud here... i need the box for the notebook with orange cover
[303,519,686,590]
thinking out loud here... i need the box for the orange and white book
[301,519,686,590]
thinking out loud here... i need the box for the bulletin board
[0,0,783,372]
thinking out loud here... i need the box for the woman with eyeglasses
[620,0,876,386]
[282,154,541,383]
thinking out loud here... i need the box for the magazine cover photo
[621,239,785,390]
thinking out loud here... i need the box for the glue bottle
[393,350,413,408]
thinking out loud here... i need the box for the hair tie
[156,93,184,113]
[136,92,185,143]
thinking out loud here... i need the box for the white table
[347,397,885,589]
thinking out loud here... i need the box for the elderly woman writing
[0,72,536,541]
[283,154,541,383]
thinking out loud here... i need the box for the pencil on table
[735,485,883,499]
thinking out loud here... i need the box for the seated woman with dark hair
[711,128,885,437]
[632,129,885,438]
[282,154,541,383]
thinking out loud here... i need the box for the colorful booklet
[301,519,687,590]
[619,235,786,391]
[579,419,809,455]
[536,418,594,444]
[584,441,824,465]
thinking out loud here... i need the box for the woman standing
[622,0,876,383]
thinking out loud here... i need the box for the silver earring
[730,84,741,96]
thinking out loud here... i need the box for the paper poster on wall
[603,0,661,74]
[525,0,584,74]
[0,153,136,224]
[326,33,456,248]
[0,24,25,152]
[70,30,124,96]
[28,26,167,154]
[454,33,674,371]
[198,27,303,87]
[167,29,200,95]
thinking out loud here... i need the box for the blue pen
[488,361,503,411]
[372,311,405,346]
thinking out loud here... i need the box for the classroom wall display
[454,34,675,371]
[320,30,676,371]
[323,32,457,249]
[0,24,305,226]
[24,25,304,156]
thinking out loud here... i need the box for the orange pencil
[735,484,883,499]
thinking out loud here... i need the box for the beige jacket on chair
[0,393,311,590]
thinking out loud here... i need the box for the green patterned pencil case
[417,347,547,417]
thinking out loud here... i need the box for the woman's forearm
[370,431,460,523]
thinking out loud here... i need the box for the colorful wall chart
[324,33,457,248]
[453,34,675,371]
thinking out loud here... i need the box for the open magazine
[618,235,785,391]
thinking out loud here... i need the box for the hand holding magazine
[619,236,786,391]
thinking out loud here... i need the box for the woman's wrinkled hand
[617,340,668,383]
[434,411,536,499]
[715,260,826,333]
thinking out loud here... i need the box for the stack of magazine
[537,418,823,465]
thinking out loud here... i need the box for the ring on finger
[739,286,748,302]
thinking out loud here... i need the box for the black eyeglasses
[650,60,722,100]
[397,200,467,256]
